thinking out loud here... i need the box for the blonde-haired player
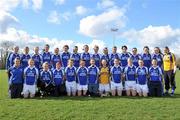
[64,59,77,96]
[99,59,110,97]
[23,59,38,98]
[124,58,137,96]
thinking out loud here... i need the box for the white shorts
[23,84,36,95]
[125,81,136,90]
[99,84,110,92]
[77,84,88,91]
[136,84,148,93]
[111,81,123,91]
[65,81,77,93]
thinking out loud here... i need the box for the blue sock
[172,90,174,94]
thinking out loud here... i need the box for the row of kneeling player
[8,57,164,98]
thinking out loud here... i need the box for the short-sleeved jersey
[65,66,76,82]
[76,66,88,85]
[124,65,136,81]
[99,67,110,84]
[81,52,91,67]
[136,66,148,85]
[88,65,99,84]
[149,66,162,81]
[110,65,123,83]
[52,69,64,85]
[61,52,71,68]
[24,66,38,85]
[70,53,81,68]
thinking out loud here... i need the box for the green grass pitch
[0,70,180,120]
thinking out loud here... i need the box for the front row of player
[8,57,163,98]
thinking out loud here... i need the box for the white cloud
[0,27,106,54]
[0,11,19,33]
[79,7,126,37]
[21,0,43,11]
[54,0,65,5]
[21,0,29,9]
[47,11,71,24]
[75,5,88,16]
[97,0,115,9]
[0,0,43,33]
[0,0,20,33]
[121,25,180,55]
[0,0,20,12]
[32,0,43,11]
[47,11,61,24]
[61,12,71,21]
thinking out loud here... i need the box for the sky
[0,0,180,55]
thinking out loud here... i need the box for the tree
[0,41,14,69]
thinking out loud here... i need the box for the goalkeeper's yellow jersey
[163,52,176,71]
[99,67,110,84]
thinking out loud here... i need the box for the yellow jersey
[163,52,176,71]
[99,67,110,84]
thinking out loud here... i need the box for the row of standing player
[8,56,163,98]
[6,44,164,72]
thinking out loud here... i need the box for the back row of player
[6,44,164,70]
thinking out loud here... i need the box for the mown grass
[0,70,180,120]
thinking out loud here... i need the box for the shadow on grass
[1,94,180,102]
[30,93,180,101]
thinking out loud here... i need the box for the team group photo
[0,0,180,119]
[6,44,177,98]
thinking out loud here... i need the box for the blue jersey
[53,69,64,86]
[51,54,61,69]
[149,66,162,81]
[9,66,24,84]
[61,52,71,68]
[24,66,38,85]
[91,53,101,68]
[21,54,31,68]
[131,54,141,67]
[71,53,81,68]
[88,65,99,84]
[119,53,131,67]
[65,66,76,82]
[41,52,52,64]
[151,54,163,67]
[101,54,110,66]
[136,66,148,85]
[124,65,136,81]
[76,67,88,85]
[110,65,123,83]
[109,53,119,67]
[6,52,20,69]
[81,52,91,67]
[40,70,53,84]
[31,54,42,70]
[141,53,151,69]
